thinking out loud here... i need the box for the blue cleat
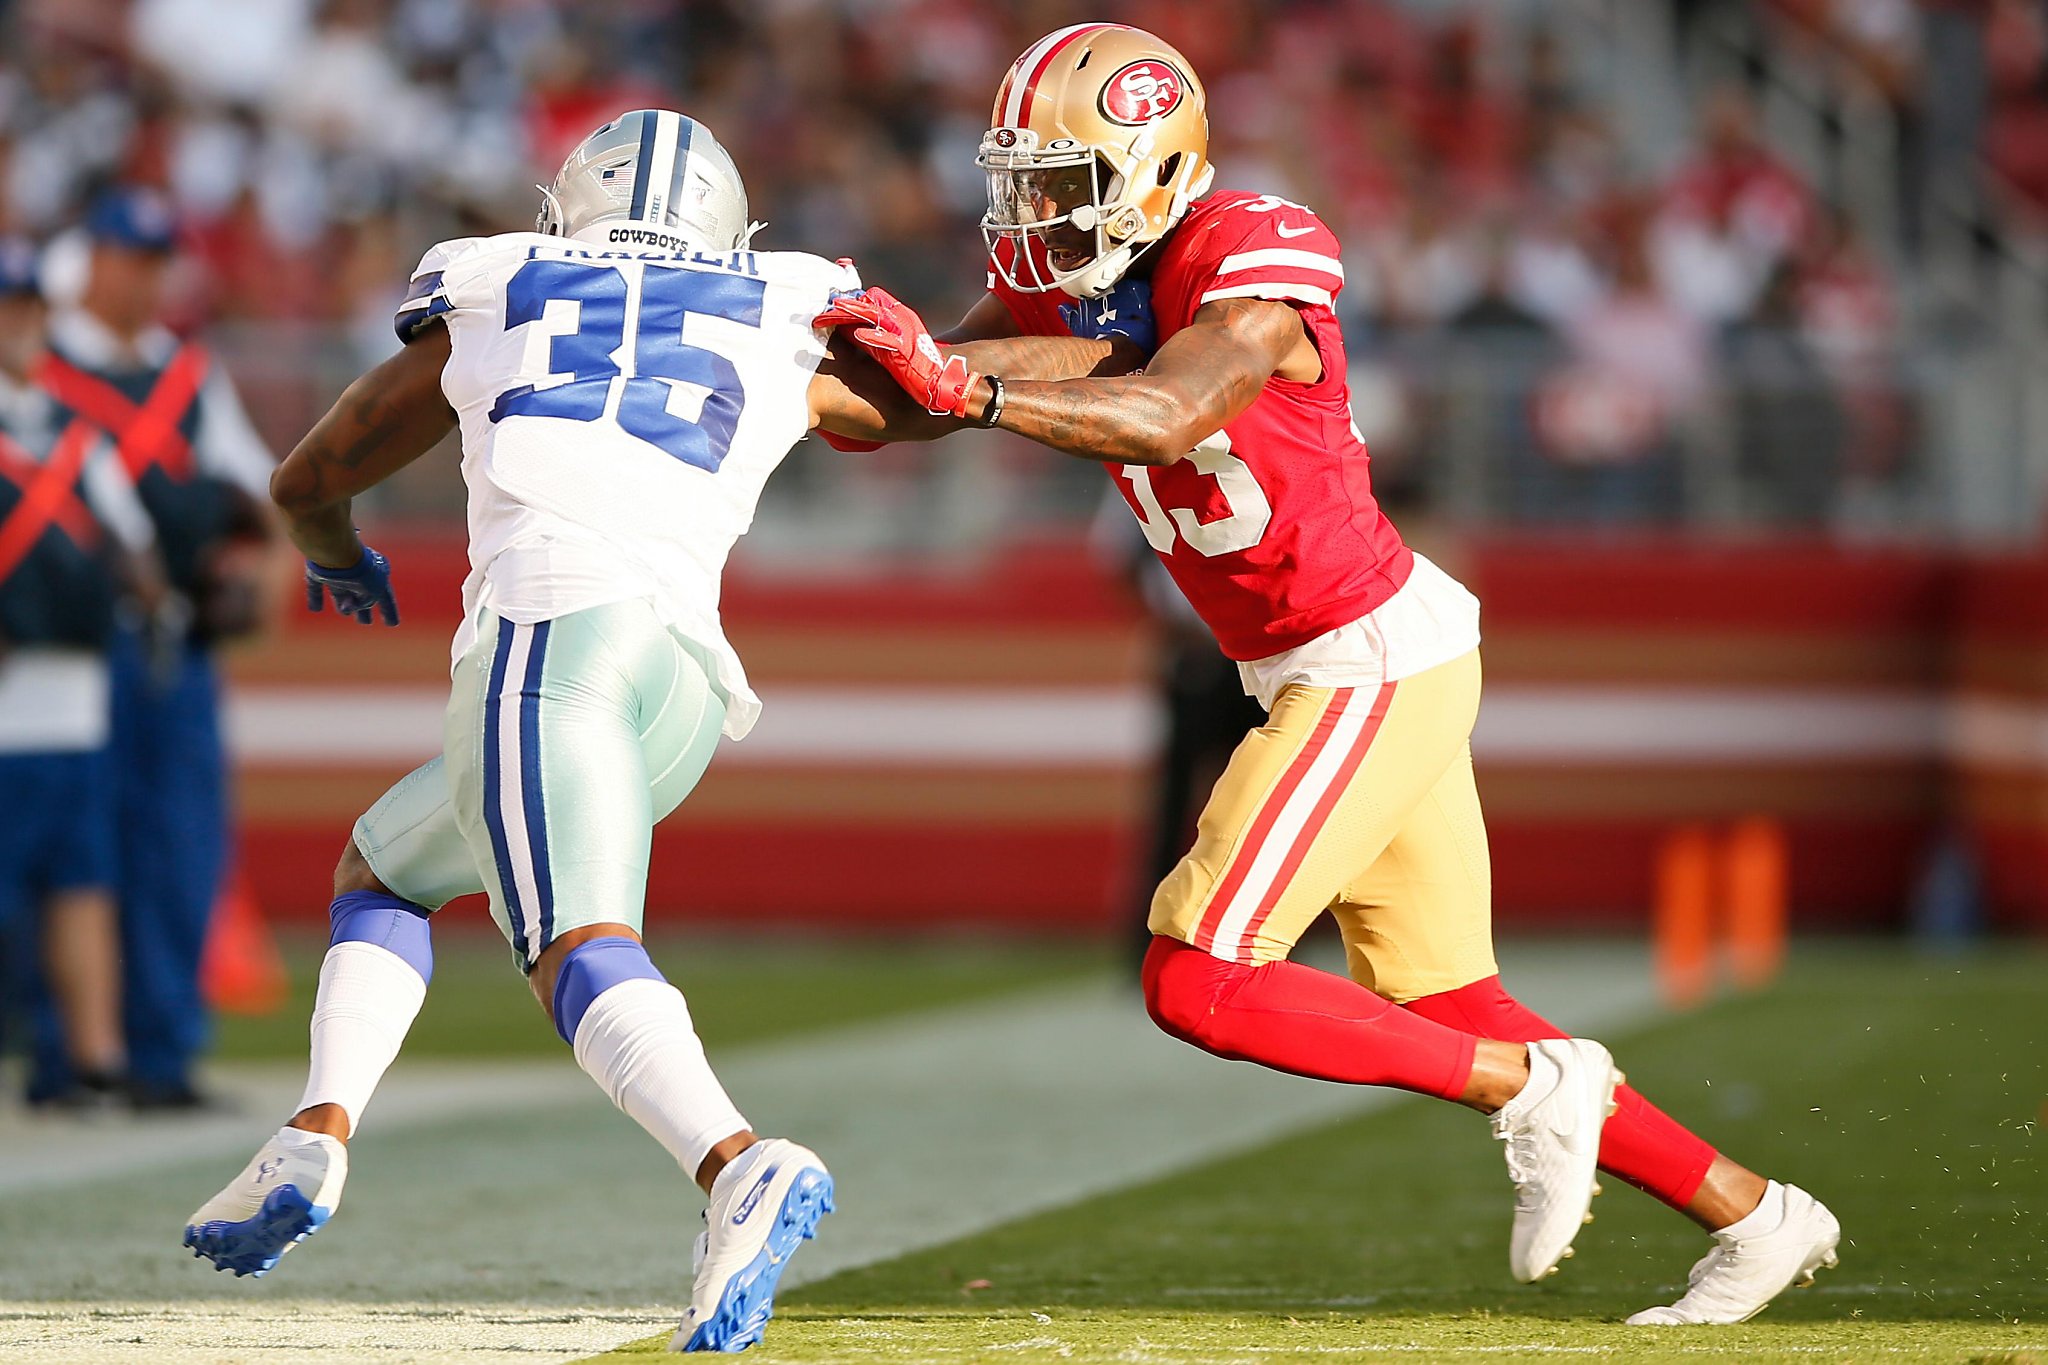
[672,1138,834,1352]
[182,1129,347,1278]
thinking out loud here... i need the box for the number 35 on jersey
[489,258,765,474]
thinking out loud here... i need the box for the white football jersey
[396,232,858,739]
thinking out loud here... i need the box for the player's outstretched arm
[270,325,457,568]
[969,297,1311,466]
[938,289,1146,380]
[950,332,1145,384]
[830,289,1310,466]
[808,330,967,445]
[812,299,1141,448]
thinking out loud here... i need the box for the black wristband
[974,375,1006,428]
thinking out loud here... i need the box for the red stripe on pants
[1193,689,1351,955]
[1236,681,1397,958]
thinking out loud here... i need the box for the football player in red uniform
[823,22,1840,1324]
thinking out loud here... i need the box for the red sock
[1142,936,1476,1100]
[1403,975,1717,1210]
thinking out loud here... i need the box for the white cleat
[670,1138,834,1353]
[182,1128,347,1277]
[1494,1037,1621,1283]
[1627,1182,1841,1324]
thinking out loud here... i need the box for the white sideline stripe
[1216,248,1346,279]
[0,947,1660,1363]
[227,685,1162,766]
[228,683,2023,769]
[1944,693,2048,771]
[0,1060,596,1196]
[1471,686,1938,763]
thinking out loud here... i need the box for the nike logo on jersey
[1274,223,1317,238]
[731,1163,781,1225]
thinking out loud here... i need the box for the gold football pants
[1148,648,1497,1002]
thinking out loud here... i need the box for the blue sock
[552,937,664,1044]
[328,890,434,984]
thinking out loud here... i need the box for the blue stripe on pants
[480,618,526,962]
[519,621,554,953]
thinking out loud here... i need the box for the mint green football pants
[351,598,728,971]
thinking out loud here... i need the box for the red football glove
[815,288,984,418]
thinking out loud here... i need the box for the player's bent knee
[551,936,666,1045]
[1142,935,1246,1046]
[332,837,395,899]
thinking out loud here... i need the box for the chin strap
[534,184,565,236]
[1060,246,1134,299]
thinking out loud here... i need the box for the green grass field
[563,943,2047,1365]
[213,929,1099,1060]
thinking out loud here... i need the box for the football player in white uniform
[180,110,952,1353]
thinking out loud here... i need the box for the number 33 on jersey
[995,189,1416,663]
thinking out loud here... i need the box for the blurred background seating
[6,0,2044,540]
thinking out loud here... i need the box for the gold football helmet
[979,23,1214,298]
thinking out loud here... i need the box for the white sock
[1717,1179,1787,1240]
[1495,1040,1562,1123]
[294,942,428,1136]
[272,1126,336,1152]
[570,977,748,1178]
[706,1138,770,1200]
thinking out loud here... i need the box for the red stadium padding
[227,528,2048,935]
[240,823,1130,933]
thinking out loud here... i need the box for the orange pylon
[1652,817,1790,1007]
[201,864,289,1015]
[1725,817,1789,991]
[1653,824,1716,1008]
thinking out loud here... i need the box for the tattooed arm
[269,325,458,566]
[939,291,1144,381]
[952,332,1143,383]
[956,298,1317,466]
[808,320,1142,446]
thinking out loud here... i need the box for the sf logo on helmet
[1100,60,1185,125]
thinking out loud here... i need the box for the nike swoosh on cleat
[1556,1112,1599,1155]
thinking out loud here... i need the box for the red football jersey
[988,189,1413,661]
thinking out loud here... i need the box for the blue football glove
[1059,279,1157,356]
[305,544,399,626]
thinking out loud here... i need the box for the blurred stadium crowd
[0,0,2041,532]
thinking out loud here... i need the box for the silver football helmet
[536,110,757,252]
